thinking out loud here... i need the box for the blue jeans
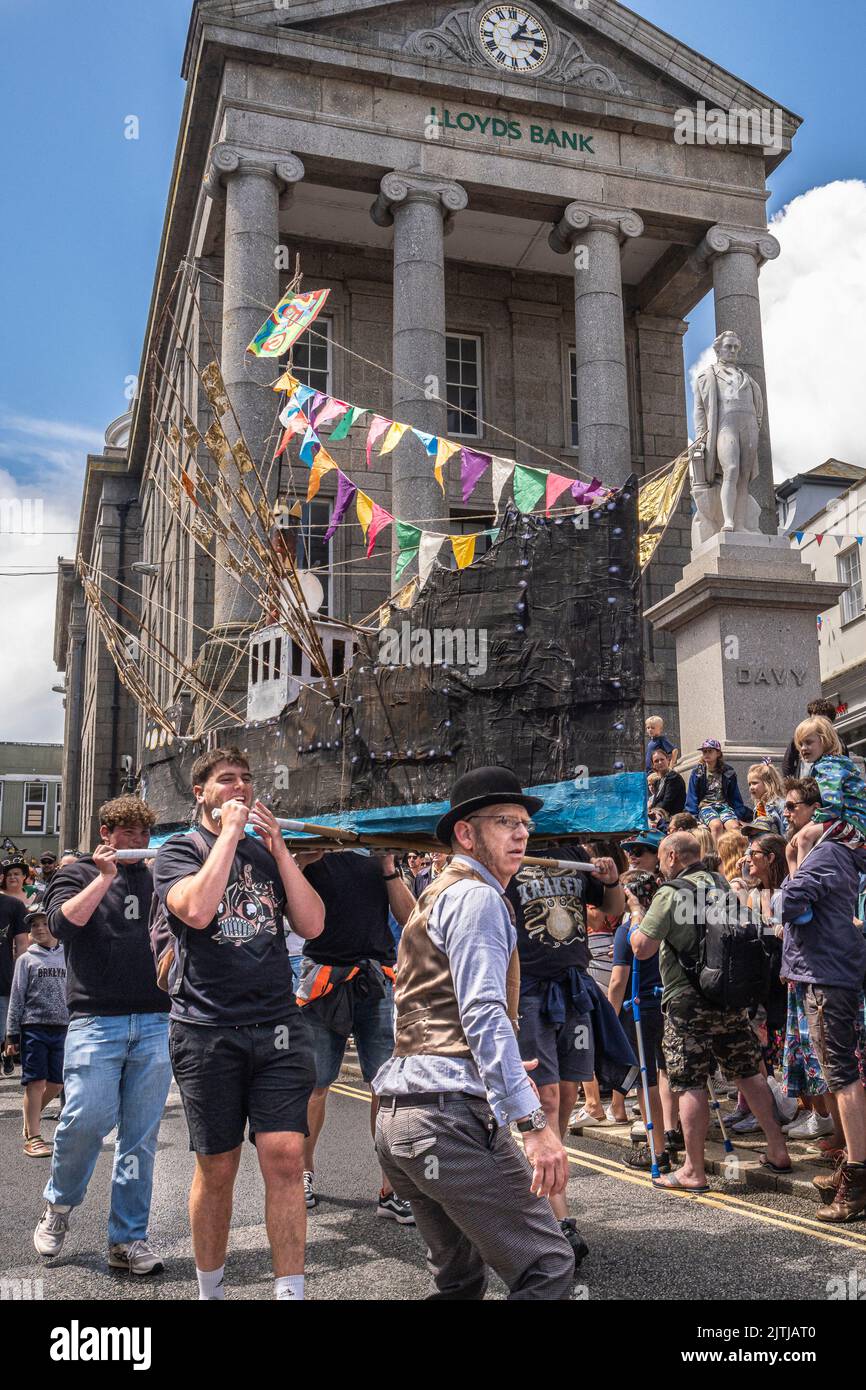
[308,979,395,1086]
[44,1012,171,1245]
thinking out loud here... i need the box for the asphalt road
[1,1071,865,1303]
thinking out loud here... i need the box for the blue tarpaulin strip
[147,773,647,846]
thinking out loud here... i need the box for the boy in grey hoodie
[3,909,68,1157]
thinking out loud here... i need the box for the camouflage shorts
[663,989,761,1092]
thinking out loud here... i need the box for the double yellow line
[332,1081,866,1255]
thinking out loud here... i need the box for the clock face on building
[478,6,550,73]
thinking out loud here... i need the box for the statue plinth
[646,532,845,781]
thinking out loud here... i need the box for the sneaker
[303,1171,317,1210]
[784,1110,834,1140]
[766,1077,799,1124]
[722,1107,751,1128]
[559,1218,589,1267]
[2,1054,14,1076]
[108,1240,165,1276]
[377,1191,415,1225]
[729,1114,762,1134]
[630,1119,647,1143]
[23,1135,53,1157]
[34,1203,71,1258]
[623,1146,671,1174]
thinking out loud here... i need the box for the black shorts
[20,1025,66,1086]
[169,1015,316,1155]
[619,1008,665,1088]
[517,990,594,1087]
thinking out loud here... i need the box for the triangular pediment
[192,0,800,126]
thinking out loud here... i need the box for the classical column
[371,172,468,579]
[549,202,643,486]
[203,142,305,629]
[698,224,781,533]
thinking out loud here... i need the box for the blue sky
[1,0,864,741]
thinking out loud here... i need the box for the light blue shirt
[372,854,538,1124]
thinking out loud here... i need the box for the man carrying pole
[373,767,575,1300]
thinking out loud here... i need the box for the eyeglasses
[466,815,535,834]
[783,801,804,812]
[750,848,767,858]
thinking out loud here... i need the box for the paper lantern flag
[247,288,331,358]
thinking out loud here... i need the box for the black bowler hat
[436,766,544,845]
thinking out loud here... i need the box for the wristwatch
[382,870,400,881]
[516,1108,548,1133]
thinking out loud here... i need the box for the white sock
[274,1275,305,1301]
[196,1265,226,1300]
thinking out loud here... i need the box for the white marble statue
[690,330,763,546]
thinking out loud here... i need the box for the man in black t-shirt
[506,842,625,1255]
[295,847,415,1222]
[33,796,171,1276]
[153,747,324,1303]
[0,892,29,1073]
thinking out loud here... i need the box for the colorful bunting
[365,416,390,467]
[306,448,337,503]
[460,448,492,504]
[794,531,805,544]
[418,532,444,587]
[451,533,477,569]
[491,457,516,514]
[328,405,366,442]
[293,384,318,409]
[366,502,394,557]
[545,472,574,515]
[815,534,824,546]
[380,421,409,455]
[298,426,320,466]
[413,430,437,454]
[323,473,357,542]
[272,370,300,394]
[394,521,422,584]
[307,392,328,428]
[513,465,547,515]
[274,411,308,459]
[313,398,349,431]
[434,438,461,493]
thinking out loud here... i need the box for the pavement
[2,1065,866,1302]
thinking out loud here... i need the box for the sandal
[23,1135,53,1158]
[757,1152,793,1175]
[652,1171,710,1194]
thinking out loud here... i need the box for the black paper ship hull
[142,479,644,828]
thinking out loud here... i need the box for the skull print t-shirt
[505,844,606,980]
[154,828,293,1026]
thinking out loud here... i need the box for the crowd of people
[0,692,864,1300]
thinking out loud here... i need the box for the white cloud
[0,459,80,743]
[761,180,866,479]
[687,180,866,482]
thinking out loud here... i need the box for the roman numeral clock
[477,5,550,73]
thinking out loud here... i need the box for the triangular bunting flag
[306,448,337,502]
[328,405,366,442]
[365,416,390,467]
[278,400,303,428]
[274,411,308,459]
[513,464,548,514]
[815,534,824,546]
[794,531,805,544]
[451,533,477,569]
[298,426,320,466]
[312,397,349,431]
[366,502,394,557]
[857,537,863,546]
[272,370,300,394]
[356,490,374,539]
[491,457,516,514]
[323,473,357,541]
[293,384,317,408]
[834,535,846,548]
[413,430,437,454]
[306,392,328,428]
[380,421,409,455]
[545,472,574,515]
[434,438,460,493]
[418,532,445,588]
[394,520,423,583]
[460,448,492,503]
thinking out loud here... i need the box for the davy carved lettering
[736,667,806,687]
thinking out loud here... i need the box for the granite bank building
[55,0,800,844]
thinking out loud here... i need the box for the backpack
[666,872,771,1011]
[148,831,211,995]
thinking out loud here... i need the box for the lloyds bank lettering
[430,106,595,152]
